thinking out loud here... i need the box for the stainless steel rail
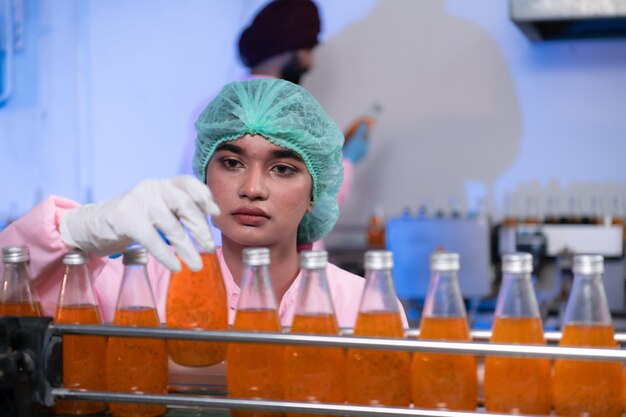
[51,324,626,362]
[51,389,540,417]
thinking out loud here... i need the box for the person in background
[0,78,406,328]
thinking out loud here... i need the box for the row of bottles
[2,245,625,416]
[502,195,626,227]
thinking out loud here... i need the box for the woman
[1,78,406,328]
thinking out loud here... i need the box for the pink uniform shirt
[0,196,406,328]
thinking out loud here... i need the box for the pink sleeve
[0,196,110,317]
[337,158,354,209]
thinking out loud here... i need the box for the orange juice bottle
[484,253,551,415]
[554,254,622,417]
[367,206,386,249]
[54,250,106,415]
[0,246,42,316]
[412,252,476,410]
[166,251,227,366]
[105,247,168,417]
[285,251,344,417]
[346,250,410,406]
[226,248,283,417]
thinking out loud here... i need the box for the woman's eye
[222,158,242,170]
[272,164,297,176]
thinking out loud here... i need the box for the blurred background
[2,0,626,327]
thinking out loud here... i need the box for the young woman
[0,78,406,327]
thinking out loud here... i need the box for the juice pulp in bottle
[227,308,284,417]
[54,304,106,415]
[346,311,410,406]
[166,252,228,366]
[554,324,622,417]
[0,301,42,316]
[484,316,551,414]
[285,314,344,417]
[412,316,476,410]
[106,307,168,417]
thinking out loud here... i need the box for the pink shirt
[0,196,406,328]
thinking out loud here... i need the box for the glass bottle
[522,196,541,225]
[502,194,519,227]
[484,253,551,415]
[544,196,561,225]
[568,196,582,224]
[285,251,344,417]
[411,252,477,410]
[346,250,410,406]
[553,254,622,417]
[226,248,283,417]
[0,246,41,316]
[166,251,227,366]
[367,205,386,249]
[54,250,107,415]
[105,247,168,417]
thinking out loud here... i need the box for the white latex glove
[59,176,220,272]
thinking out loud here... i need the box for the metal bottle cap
[123,247,148,265]
[2,246,29,263]
[573,254,604,275]
[300,250,328,269]
[243,247,270,266]
[430,252,460,272]
[63,249,88,265]
[365,250,393,270]
[502,252,533,274]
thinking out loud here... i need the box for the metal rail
[51,389,541,417]
[51,324,626,362]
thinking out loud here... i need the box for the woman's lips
[232,207,270,226]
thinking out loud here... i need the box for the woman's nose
[238,166,269,200]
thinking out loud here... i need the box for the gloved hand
[59,176,220,272]
[343,122,370,164]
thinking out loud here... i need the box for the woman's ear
[306,200,314,214]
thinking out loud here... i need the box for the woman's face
[206,134,313,247]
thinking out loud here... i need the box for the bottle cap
[430,252,460,272]
[243,247,270,266]
[123,247,148,265]
[63,249,88,265]
[502,253,533,274]
[365,250,393,270]
[300,250,327,269]
[573,254,604,275]
[2,246,29,263]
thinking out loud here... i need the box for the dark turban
[238,0,321,68]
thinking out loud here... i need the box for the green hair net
[193,78,344,244]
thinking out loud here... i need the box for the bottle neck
[238,264,278,311]
[1,262,37,304]
[562,273,612,325]
[294,267,335,316]
[58,263,98,307]
[359,268,399,313]
[116,264,158,311]
[495,272,540,318]
[423,270,466,317]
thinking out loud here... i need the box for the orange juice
[0,301,42,316]
[54,304,106,415]
[484,317,551,415]
[227,308,284,417]
[166,252,228,366]
[411,316,477,410]
[285,314,344,417]
[105,307,167,417]
[554,324,621,417]
[346,311,410,406]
